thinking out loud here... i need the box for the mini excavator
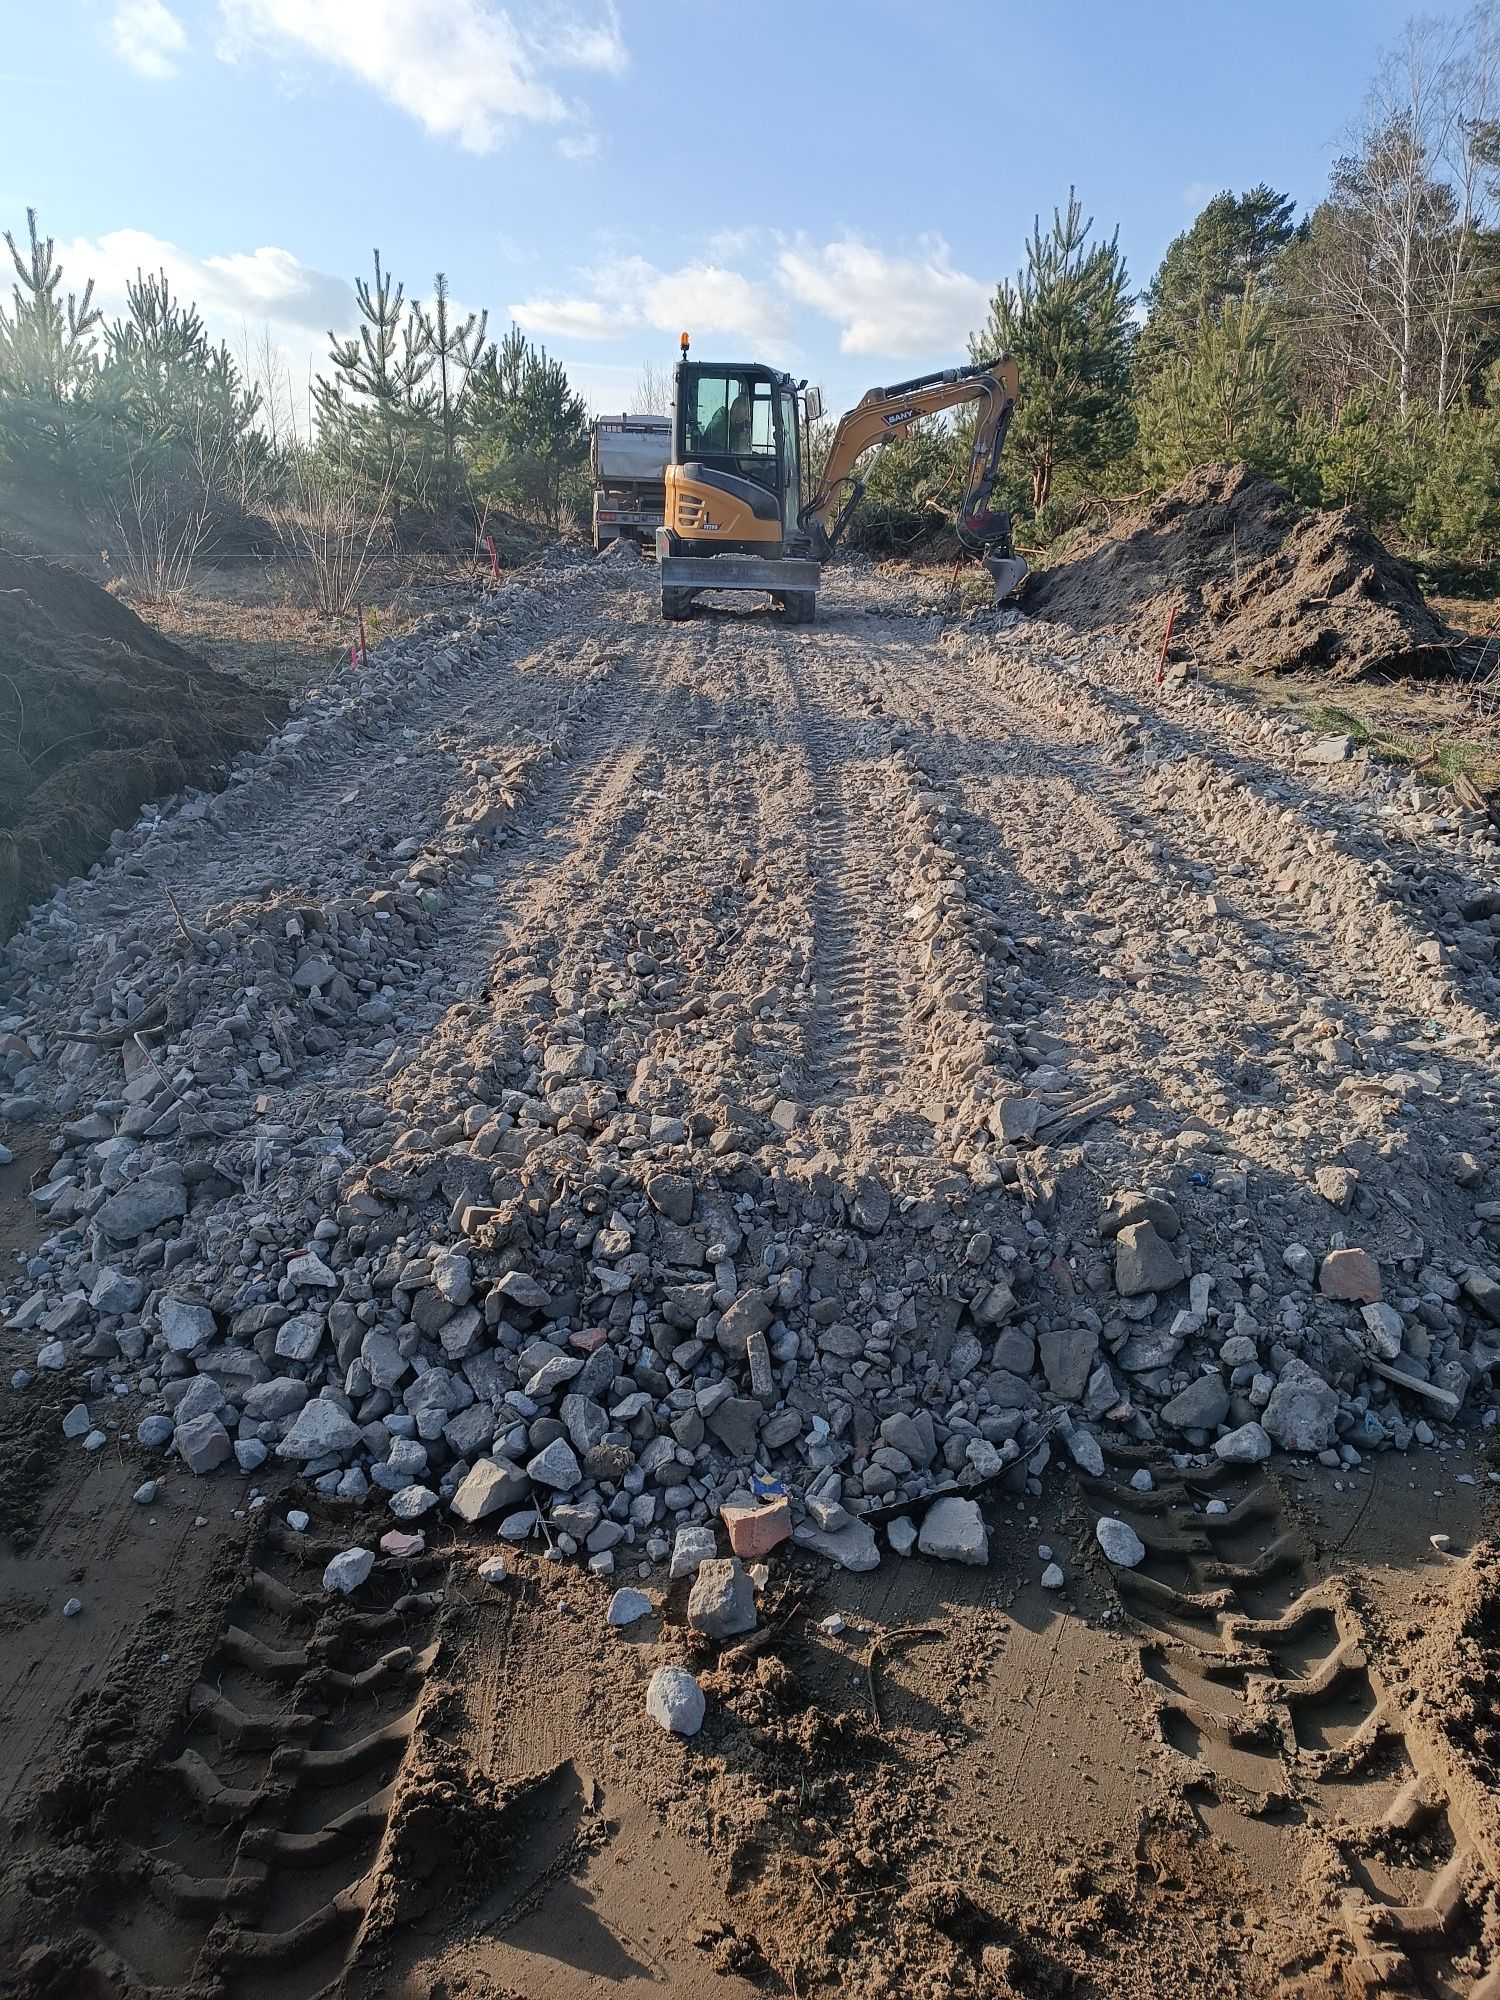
[656,336,1026,623]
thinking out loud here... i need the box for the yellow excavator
[656,336,1026,623]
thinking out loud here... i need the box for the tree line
[853,2,1500,571]
[0,225,589,605]
[2,3,1495,605]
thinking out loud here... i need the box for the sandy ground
[1,555,1498,1998]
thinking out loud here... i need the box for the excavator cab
[659,355,818,622]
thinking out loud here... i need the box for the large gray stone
[561,1393,610,1456]
[160,1297,216,1355]
[1160,1373,1230,1433]
[917,1497,989,1565]
[323,1547,375,1594]
[242,1377,309,1423]
[1214,1421,1271,1463]
[90,1268,143,1316]
[715,1290,773,1360]
[431,1250,473,1305]
[526,1437,583,1490]
[687,1557,757,1638]
[173,1375,224,1425]
[646,1665,705,1736]
[849,1176,890,1233]
[991,1328,1036,1376]
[451,1457,529,1522]
[879,1409,936,1468]
[96,1177,187,1243]
[670,1524,717,1579]
[606,1587,652,1627]
[1062,1425,1104,1476]
[442,1401,496,1458]
[274,1312,325,1363]
[175,1411,232,1476]
[705,1395,762,1459]
[361,1331,409,1390]
[1261,1359,1340,1454]
[525,1354,585,1399]
[647,1172,694,1226]
[1114,1223,1187,1298]
[791,1517,881,1572]
[277,1398,362,1459]
[1360,1302,1404,1361]
[1095,1516,1146,1567]
[1039,1326,1099,1401]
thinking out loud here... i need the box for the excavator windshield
[680,368,779,494]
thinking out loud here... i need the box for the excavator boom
[801,356,1025,596]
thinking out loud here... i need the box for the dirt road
[2,555,1498,1998]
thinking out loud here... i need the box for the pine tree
[972,191,1135,515]
[1136,186,1297,375]
[468,327,588,526]
[1408,361,1500,556]
[1137,291,1296,484]
[319,249,431,519]
[417,272,487,516]
[0,208,102,500]
[0,207,101,401]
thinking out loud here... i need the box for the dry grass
[121,550,532,697]
[1215,663,1500,792]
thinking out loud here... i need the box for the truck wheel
[661,587,694,621]
[779,591,816,626]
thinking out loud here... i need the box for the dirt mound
[1023,461,1453,680]
[0,550,284,942]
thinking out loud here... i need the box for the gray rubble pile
[2,558,1499,1585]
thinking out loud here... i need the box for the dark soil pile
[0,550,285,943]
[1022,461,1454,680]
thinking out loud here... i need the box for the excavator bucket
[985,552,1028,604]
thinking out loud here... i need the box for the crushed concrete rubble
[0,552,1498,1598]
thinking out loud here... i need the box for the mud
[0,549,285,942]
[1022,463,1454,682]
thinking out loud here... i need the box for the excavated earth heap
[1023,461,1454,681]
[0,549,285,944]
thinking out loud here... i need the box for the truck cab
[590,413,670,551]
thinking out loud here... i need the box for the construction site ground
[3,552,1500,1999]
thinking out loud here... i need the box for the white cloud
[627,258,792,350]
[1181,181,1222,212]
[509,294,633,341]
[556,131,602,163]
[62,227,353,341]
[108,0,188,79]
[217,0,625,153]
[513,255,791,352]
[59,227,357,433]
[777,236,989,358]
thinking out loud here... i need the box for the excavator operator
[700,388,754,456]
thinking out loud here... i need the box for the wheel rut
[47,1510,447,2000]
[1089,1450,1500,1997]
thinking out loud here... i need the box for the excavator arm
[799,356,1026,597]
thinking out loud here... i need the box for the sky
[0,0,1443,424]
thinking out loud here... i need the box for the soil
[0,553,1498,1995]
[1023,463,1456,683]
[0,550,286,943]
[0,1453,1493,1999]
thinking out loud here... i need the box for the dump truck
[657,340,1025,621]
[590,413,670,552]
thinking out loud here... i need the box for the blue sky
[0,0,1434,421]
